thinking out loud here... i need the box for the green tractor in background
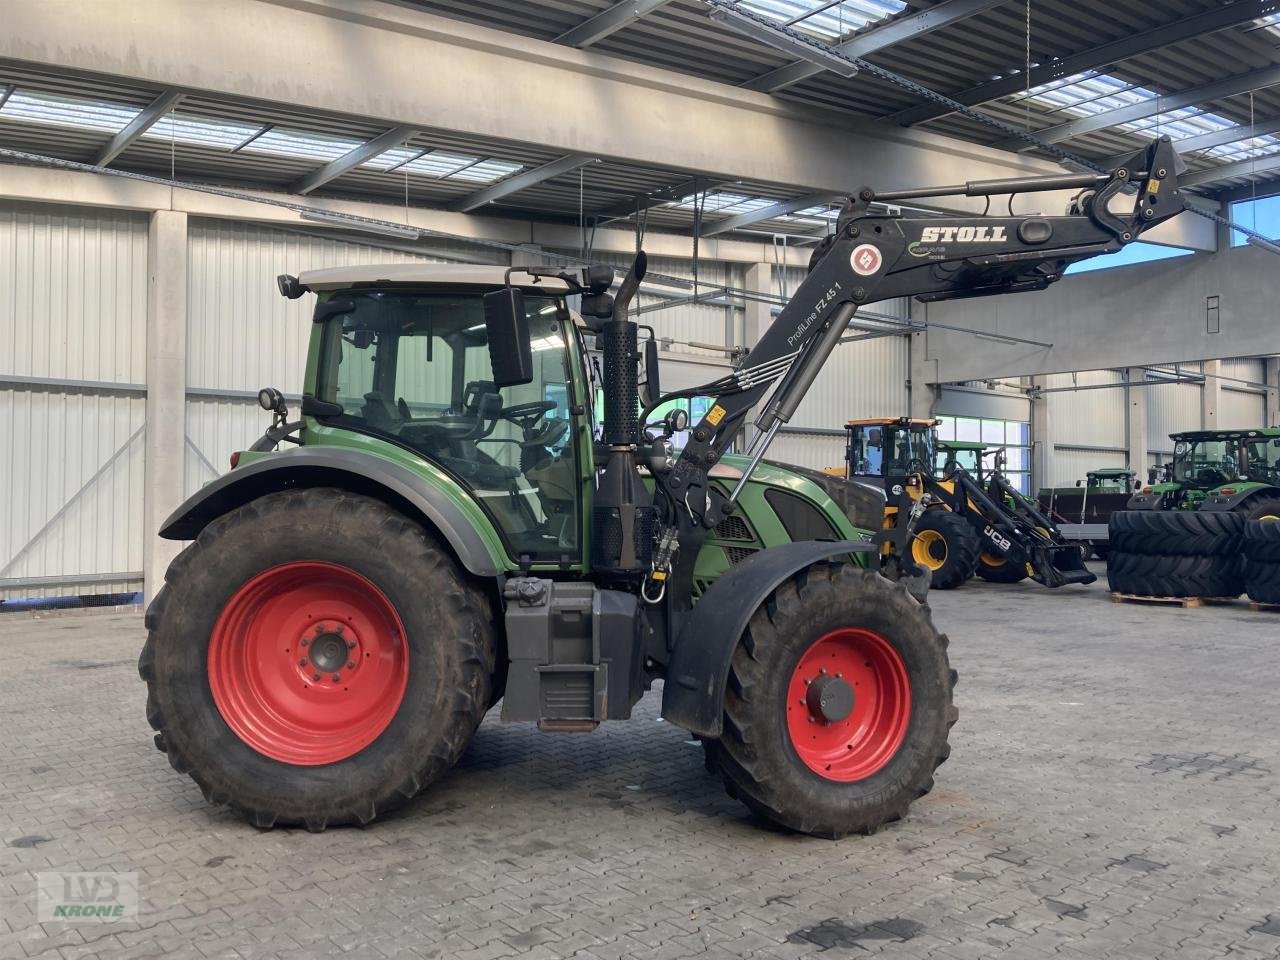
[1038,468,1139,560]
[1128,429,1280,519]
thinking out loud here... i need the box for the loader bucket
[1031,542,1096,588]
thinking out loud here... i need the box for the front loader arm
[651,137,1184,599]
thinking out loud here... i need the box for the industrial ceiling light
[1246,235,1280,256]
[708,6,859,78]
[299,209,421,240]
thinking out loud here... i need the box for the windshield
[936,445,982,478]
[1087,473,1131,491]
[1243,436,1280,484]
[849,424,934,477]
[316,289,581,561]
[1172,438,1242,486]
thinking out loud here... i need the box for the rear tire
[710,564,957,838]
[908,510,979,590]
[1244,517,1280,564]
[1242,497,1280,523]
[139,488,496,830]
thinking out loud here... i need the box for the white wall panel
[0,201,148,599]
[0,391,145,598]
[1048,448,1128,488]
[790,335,909,428]
[1146,380,1201,452]
[1221,388,1266,427]
[1044,370,1125,448]
[0,203,148,384]
[187,221,457,393]
[768,433,847,471]
[184,398,271,495]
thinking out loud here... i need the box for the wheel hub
[305,625,354,677]
[806,673,854,722]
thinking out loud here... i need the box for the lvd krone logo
[37,872,138,922]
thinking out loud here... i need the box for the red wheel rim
[207,561,409,766]
[785,628,911,782]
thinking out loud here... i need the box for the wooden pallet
[1110,592,1237,609]
[1250,601,1280,613]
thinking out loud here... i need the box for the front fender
[160,447,508,576]
[660,540,877,737]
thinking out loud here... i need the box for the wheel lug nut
[346,640,356,650]
[300,637,310,647]
[331,674,342,682]
[312,673,321,681]
[346,661,356,670]
[835,672,842,679]
[334,625,344,635]
[819,667,827,675]
[299,658,309,667]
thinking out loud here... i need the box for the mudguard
[660,539,878,738]
[159,447,505,576]
[1199,486,1280,513]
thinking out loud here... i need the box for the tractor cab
[936,440,990,483]
[1131,428,1280,512]
[1084,468,1137,492]
[844,417,937,488]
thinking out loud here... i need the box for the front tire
[975,550,1029,583]
[139,488,496,830]
[908,510,978,590]
[710,563,957,838]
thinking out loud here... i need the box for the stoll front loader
[142,139,1183,837]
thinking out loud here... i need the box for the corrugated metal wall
[1222,388,1266,427]
[1147,378,1202,454]
[185,222,458,491]
[1044,370,1127,485]
[0,202,148,599]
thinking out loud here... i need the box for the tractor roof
[1088,468,1134,477]
[298,264,573,293]
[938,440,987,451]
[844,417,938,427]
[1169,428,1280,441]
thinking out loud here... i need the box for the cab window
[316,289,580,561]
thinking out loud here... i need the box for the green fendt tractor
[1128,429,1280,519]
[141,139,1185,837]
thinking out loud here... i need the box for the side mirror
[482,287,534,388]
[641,337,661,406]
[580,292,614,320]
[1075,479,1082,487]
[1147,466,1158,484]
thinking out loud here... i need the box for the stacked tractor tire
[1243,519,1280,604]
[1106,510,1280,602]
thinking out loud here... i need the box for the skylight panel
[361,147,423,171]
[671,192,776,216]
[0,89,139,133]
[448,158,524,183]
[142,113,263,150]
[1254,12,1280,38]
[242,127,366,162]
[736,0,906,41]
[1202,135,1280,163]
[1020,72,1150,118]
[402,150,480,178]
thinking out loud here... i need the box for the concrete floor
[3,562,1280,960]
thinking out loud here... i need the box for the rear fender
[160,447,507,577]
[660,540,877,737]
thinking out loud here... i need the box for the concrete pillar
[742,262,772,349]
[1125,367,1148,478]
[143,210,188,604]
[1030,376,1050,491]
[1265,358,1279,427]
[908,325,937,420]
[1201,358,1221,430]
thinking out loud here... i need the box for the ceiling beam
[885,0,1276,127]
[993,63,1280,151]
[1182,152,1280,188]
[449,154,597,212]
[293,125,418,194]
[554,0,675,48]
[701,192,845,236]
[742,0,1004,93]
[92,89,183,166]
[592,176,730,223]
[1102,118,1280,167]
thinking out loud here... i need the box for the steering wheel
[521,417,569,450]
[501,400,556,430]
